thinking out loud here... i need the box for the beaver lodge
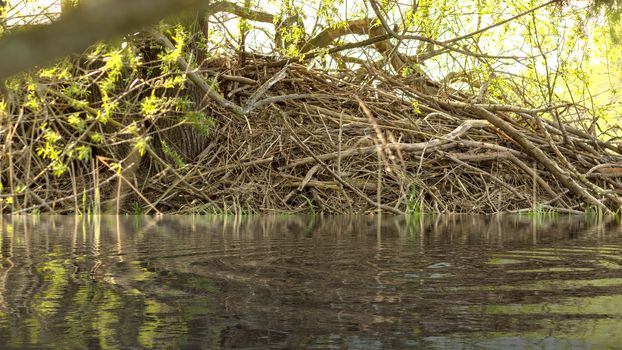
[2,2,622,215]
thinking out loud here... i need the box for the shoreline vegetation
[2,52,622,216]
[2,2,622,215]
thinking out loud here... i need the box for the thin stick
[282,112,403,215]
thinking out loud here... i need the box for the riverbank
[2,53,622,215]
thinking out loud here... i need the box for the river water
[0,215,621,349]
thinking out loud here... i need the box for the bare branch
[146,28,246,116]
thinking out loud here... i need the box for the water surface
[0,215,621,349]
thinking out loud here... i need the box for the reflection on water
[0,215,621,349]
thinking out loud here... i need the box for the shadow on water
[0,215,621,349]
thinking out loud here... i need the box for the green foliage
[90,133,104,144]
[522,204,560,223]
[161,140,185,168]
[174,95,194,112]
[24,81,42,112]
[141,94,196,119]
[67,113,86,131]
[133,136,150,157]
[406,182,424,215]
[73,145,92,161]
[63,82,90,99]
[593,0,622,26]
[0,99,6,123]
[35,124,67,176]
[410,100,421,114]
[159,25,188,73]
[585,205,606,221]
[51,161,68,177]
[161,74,187,89]
[131,202,143,215]
[184,111,215,137]
[140,94,166,118]
[100,49,125,93]
[39,65,72,80]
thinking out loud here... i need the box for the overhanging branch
[0,0,278,81]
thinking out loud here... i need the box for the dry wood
[3,49,622,214]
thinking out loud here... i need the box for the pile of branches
[2,37,622,215]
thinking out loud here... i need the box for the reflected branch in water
[0,215,620,348]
